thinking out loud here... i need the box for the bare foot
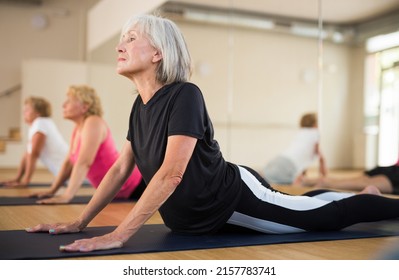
[300,176,327,188]
[293,175,303,186]
[359,185,381,196]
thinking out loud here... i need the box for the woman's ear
[81,103,90,114]
[152,50,163,63]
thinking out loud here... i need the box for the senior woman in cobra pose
[28,14,399,252]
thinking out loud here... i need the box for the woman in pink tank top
[31,85,144,204]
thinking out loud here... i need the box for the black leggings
[226,166,399,233]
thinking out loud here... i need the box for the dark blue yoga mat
[1,220,399,259]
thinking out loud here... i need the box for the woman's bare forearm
[77,162,134,229]
[112,170,179,243]
[62,162,91,200]
[48,159,73,194]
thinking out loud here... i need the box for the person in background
[263,112,326,185]
[30,85,145,204]
[0,96,68,188]
[299,159,399,194]
[28,14,399,253]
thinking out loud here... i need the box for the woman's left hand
[3,181,28,188]
[37,194,72,204]
[59,232,124,252]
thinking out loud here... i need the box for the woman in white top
[0,96,68,187]
[263,113,326,185]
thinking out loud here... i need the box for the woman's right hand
[1,180,28,188]
[29,190,55,198]
[26,220,83,235]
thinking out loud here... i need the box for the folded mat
[0,196,133,206]
[1,220,399,259]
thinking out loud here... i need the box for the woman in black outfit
[27,14,399,252]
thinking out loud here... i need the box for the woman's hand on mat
[29,190,54,198]
[59,232,124,252]
[1,180,28,188]
[36,194,72,204]
[26,220,82,234]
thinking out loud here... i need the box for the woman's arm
[27,140,137,234]
[30,134,74,198]
[74,140,139,228]
[38,116,107,204]
[315,143,327,177]
[20,132,46,186]
[14,153,28,182]
[0,153,26,185]
[57,135,197,252]
[32,157,74,197]
[2,132,46,187]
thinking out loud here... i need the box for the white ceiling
[173,0,399,24]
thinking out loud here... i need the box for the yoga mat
[0,196,134,206]
[0,182,54,188]
[0,182,51,187]
[0,195,93,206]
[1,220,399,260]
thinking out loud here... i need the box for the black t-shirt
[127,82,242,234]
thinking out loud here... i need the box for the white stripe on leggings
[226,166,355,234]
[237,165,332,210]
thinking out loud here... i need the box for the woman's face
[116,27,161,78]
[23,103,39,125]
[62,94,87,120]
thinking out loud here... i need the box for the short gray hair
[121,14,192,84]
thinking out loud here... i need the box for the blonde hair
[300,113,318,128]
[67,85,103,117]
[121,14,192,84]
[24,96,51,117]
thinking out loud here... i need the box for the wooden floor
[1,168,399,260]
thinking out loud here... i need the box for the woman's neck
[133,76,164,104]
[72,116,86,130]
